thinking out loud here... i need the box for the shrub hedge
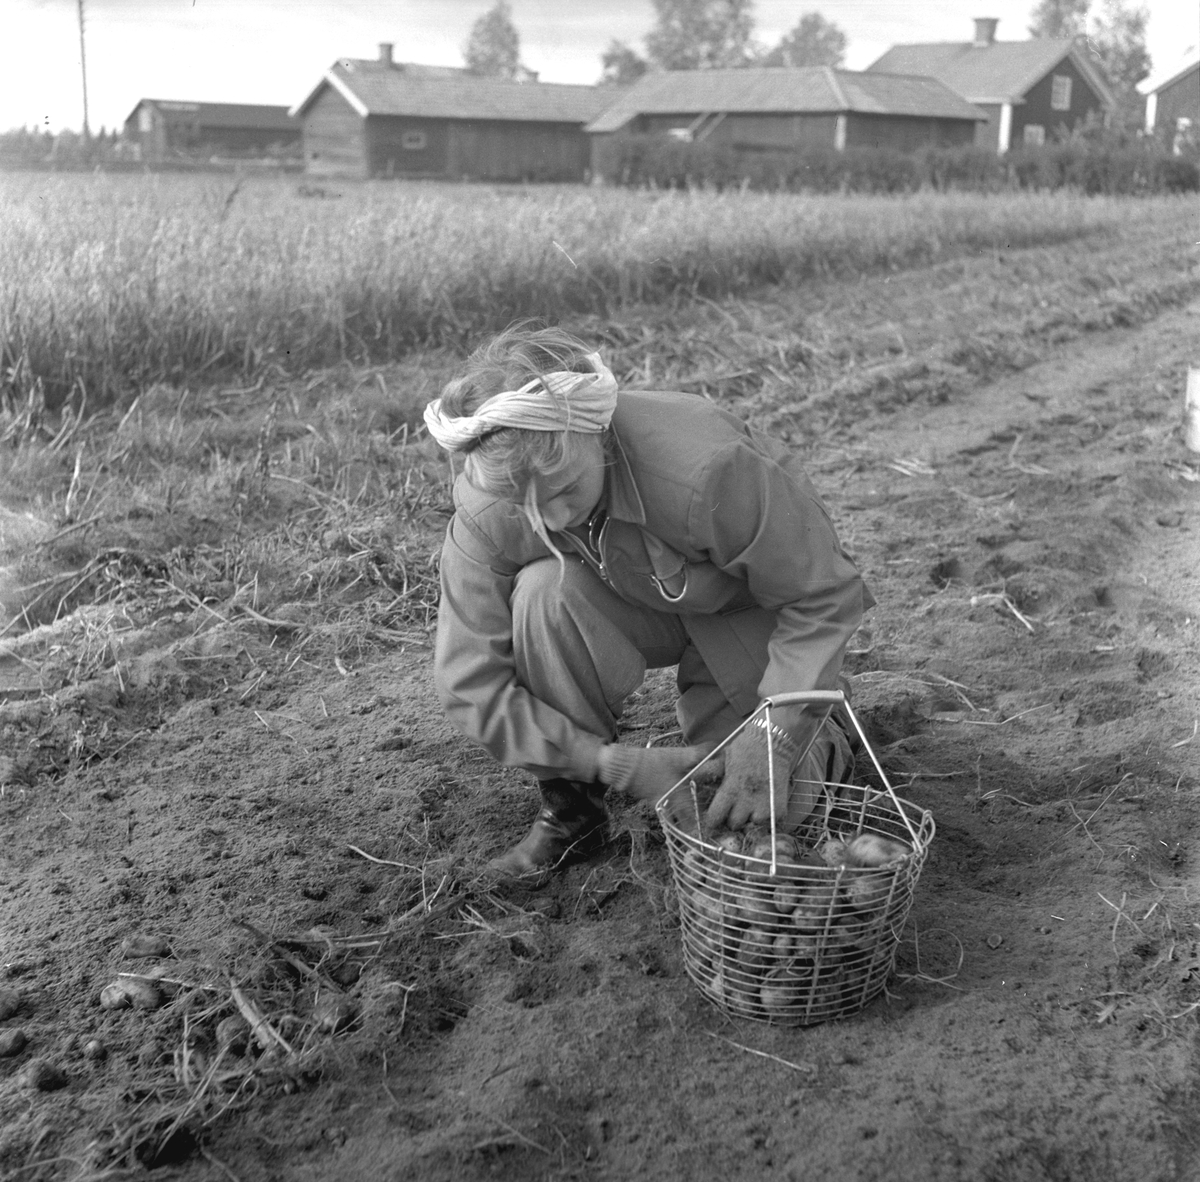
[592,133,1200,196]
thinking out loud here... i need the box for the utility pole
[77,0,90,138]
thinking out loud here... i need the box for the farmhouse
[291,44,610,181]
[1139,59,1199,151]
[867,18,1114,153]
[122,100,301,164]
[585,66,984,156]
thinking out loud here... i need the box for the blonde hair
[442,323,612,576]
[440,323,608,500]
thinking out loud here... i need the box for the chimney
[379,42,394,67]
[972,18,998,48]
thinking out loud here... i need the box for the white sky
[2,0,1196,133]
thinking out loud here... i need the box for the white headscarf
[423,351,618,453]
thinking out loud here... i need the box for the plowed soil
[2,209,1199,1182]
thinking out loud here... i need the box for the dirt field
[2,208,1198,1182]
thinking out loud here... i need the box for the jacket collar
[604,401,647,525]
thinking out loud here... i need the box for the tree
[600,40,650,86]
[1087,0,1150,94]
[463,1,521,79]
[1027,0,1090,39]
[760,12,847,68]
[1088,0,1151,126]
[645,0,756,70]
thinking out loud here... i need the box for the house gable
[1009,54,1103,148]
[867,36,1112,107]
[301,85,368,178]
[867,23,1113,152]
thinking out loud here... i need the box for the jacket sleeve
[433,515,607,781]
[688,436,871,704]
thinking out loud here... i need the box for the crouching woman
[423,325,873,884]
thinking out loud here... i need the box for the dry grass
[0,369,452,723]
[2,171,1188,407]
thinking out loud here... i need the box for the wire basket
[656,690,935,1026]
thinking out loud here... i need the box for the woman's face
[526,435,606,532]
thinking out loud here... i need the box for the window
[1051,75,1072,111]
[401,130,427,151]
[1023,124,1046,146]
[138,107,153,133]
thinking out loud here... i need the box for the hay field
[1,172,1188,407]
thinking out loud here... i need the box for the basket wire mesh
[656,690,935,1026]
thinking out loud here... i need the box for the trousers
[511,556,852,794]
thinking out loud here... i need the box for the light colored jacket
[433,390,872,778]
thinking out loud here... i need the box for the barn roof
[1137,58,1200,97]
[867,39,1114,107]
[586,67,984,133]
[125,100,298,130]
[291,59,610,124]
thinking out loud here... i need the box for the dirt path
[2,242,1198,1182]
[801,298,1200,1181]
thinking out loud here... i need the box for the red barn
[586,65,985,159]
[291,44,609,181]
[122,100,300,164]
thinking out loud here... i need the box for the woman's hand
[596,744,714,803]
[704,726,792,831]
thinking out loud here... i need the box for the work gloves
[596,743,712,803]
[597,710,821,827]
[704,718,803,831]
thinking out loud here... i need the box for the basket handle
[656,688,922,853]
[761,690,922,846]
[762,690,847,706]
[660,693,840,870]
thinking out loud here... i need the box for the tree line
[464,1,849,84]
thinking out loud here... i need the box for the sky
[2,0,1196,134]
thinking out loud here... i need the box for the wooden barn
[867,18,1114,153]
[291,44,610,181]
[585,66,985,158]
[122,100,301,164]
[1139,59,1199,150]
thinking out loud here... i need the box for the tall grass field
[1,172,1195,407]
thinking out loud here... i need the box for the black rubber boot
[485,779,608,885]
